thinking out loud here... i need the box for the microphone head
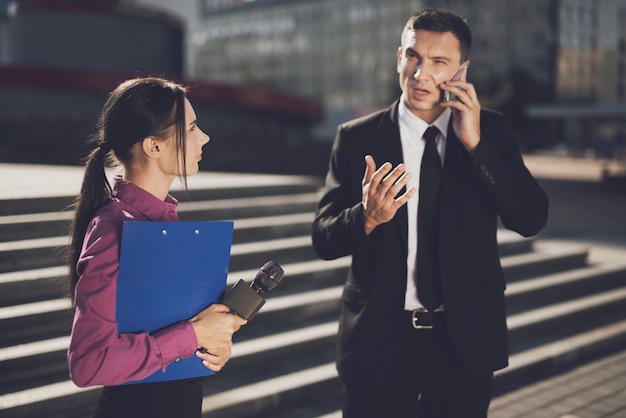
[251,261,284,295]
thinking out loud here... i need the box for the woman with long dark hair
[67,77,246,418]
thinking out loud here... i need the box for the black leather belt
[404,309,446,329]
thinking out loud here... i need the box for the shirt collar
[398,96,451,139]
[112,176,178,221]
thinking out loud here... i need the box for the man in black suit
[311,8,548,418]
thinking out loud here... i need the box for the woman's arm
[68,215,198,387]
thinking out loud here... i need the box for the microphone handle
[221,279,266,320]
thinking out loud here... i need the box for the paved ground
[1,154,625,418]
[489,349,626,418]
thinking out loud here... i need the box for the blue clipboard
[116,220,234,384]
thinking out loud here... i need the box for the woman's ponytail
[66,145,112,303]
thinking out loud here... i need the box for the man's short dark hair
[404,8,472,62]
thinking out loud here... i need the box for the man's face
[397,29,469,123]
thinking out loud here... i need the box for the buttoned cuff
[153,321,198,370]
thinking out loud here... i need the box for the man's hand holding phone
[441,66,467,102]
[440,65,482,154]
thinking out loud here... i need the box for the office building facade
[188,0,625,150]
[191,0,626,107]
[193,0,421,125]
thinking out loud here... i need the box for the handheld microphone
[222,261,285,321]
[196,261,284,355]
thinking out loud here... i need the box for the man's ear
[397,46,402,73]
[461,60,470,80]
[141,137,161,159]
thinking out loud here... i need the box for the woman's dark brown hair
[66,77,188,303]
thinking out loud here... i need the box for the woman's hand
[188,303,247,371]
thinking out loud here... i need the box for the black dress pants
[93,377,203,418]
[342,321,493,418]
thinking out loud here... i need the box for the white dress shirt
[398,96,451,310]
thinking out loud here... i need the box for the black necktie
[416,126,443,311]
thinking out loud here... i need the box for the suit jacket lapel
[375,101,410,256]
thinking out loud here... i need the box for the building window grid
[195,1,410,108]
[194,0,620,109]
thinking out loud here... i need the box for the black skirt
[93,377,203,418]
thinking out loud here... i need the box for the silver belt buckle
[411,309,433,329]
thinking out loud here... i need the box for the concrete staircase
[1,171,626,418]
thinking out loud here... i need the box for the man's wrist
[363,216,378,236]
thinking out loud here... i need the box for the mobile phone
[442,66,467,102]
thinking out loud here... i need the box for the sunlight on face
[182,98,210,176]
[159,98,210,178]
[397,29,469,123]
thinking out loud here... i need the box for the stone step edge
[0,225,529,254]
[3,278,625,387]
[0,232,554,287]
[5,260,625,363]
[0,235,312,254]
[0,290,342,363]
[506,263,626,297]
[495,318,626,386]
[0,242,589,320]
[0,258,350,322]
[0,164,320,201]
[201,318,626,414]
[0,266,68,286]
[2,303,626,413]
[500,241,588,271]
[0,191,320,226]
[177,193,319,212]
[507,286,626,330]
[292,319,626,418]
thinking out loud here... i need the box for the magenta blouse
[68,176,198,387]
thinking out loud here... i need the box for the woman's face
[159,98,210,177]
[181,98,210,176]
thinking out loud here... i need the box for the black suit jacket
[312,101,548,383]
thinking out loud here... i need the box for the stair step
[0,212,72,242]
[172,175,321,203]
[0,266,68,307]
[496,230,534,256]
[0,166,321,216]
[0,211,317,274]
[506,264,626,313]
[3,316,626,418]
[0,258,350,346]
[4,275,621,375]
[0,243,600,345]
[494,318,626,395]
[0,336,69,393]
[0,231,574,288]
[0,380,100,418]
[502,242,589,280]
[0,210,315,244]
[0,237,68,273]
[178,193,320,221]
[202,363,339,418]
[0,299,72,346]
[0,197,75,217]
[0,193,318,246]
[204,317,626,417]
[230,236,317,270]
[291,319,626,418]
[0,165,623,418]
[232,213,314,242]
[508,287,626,352]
